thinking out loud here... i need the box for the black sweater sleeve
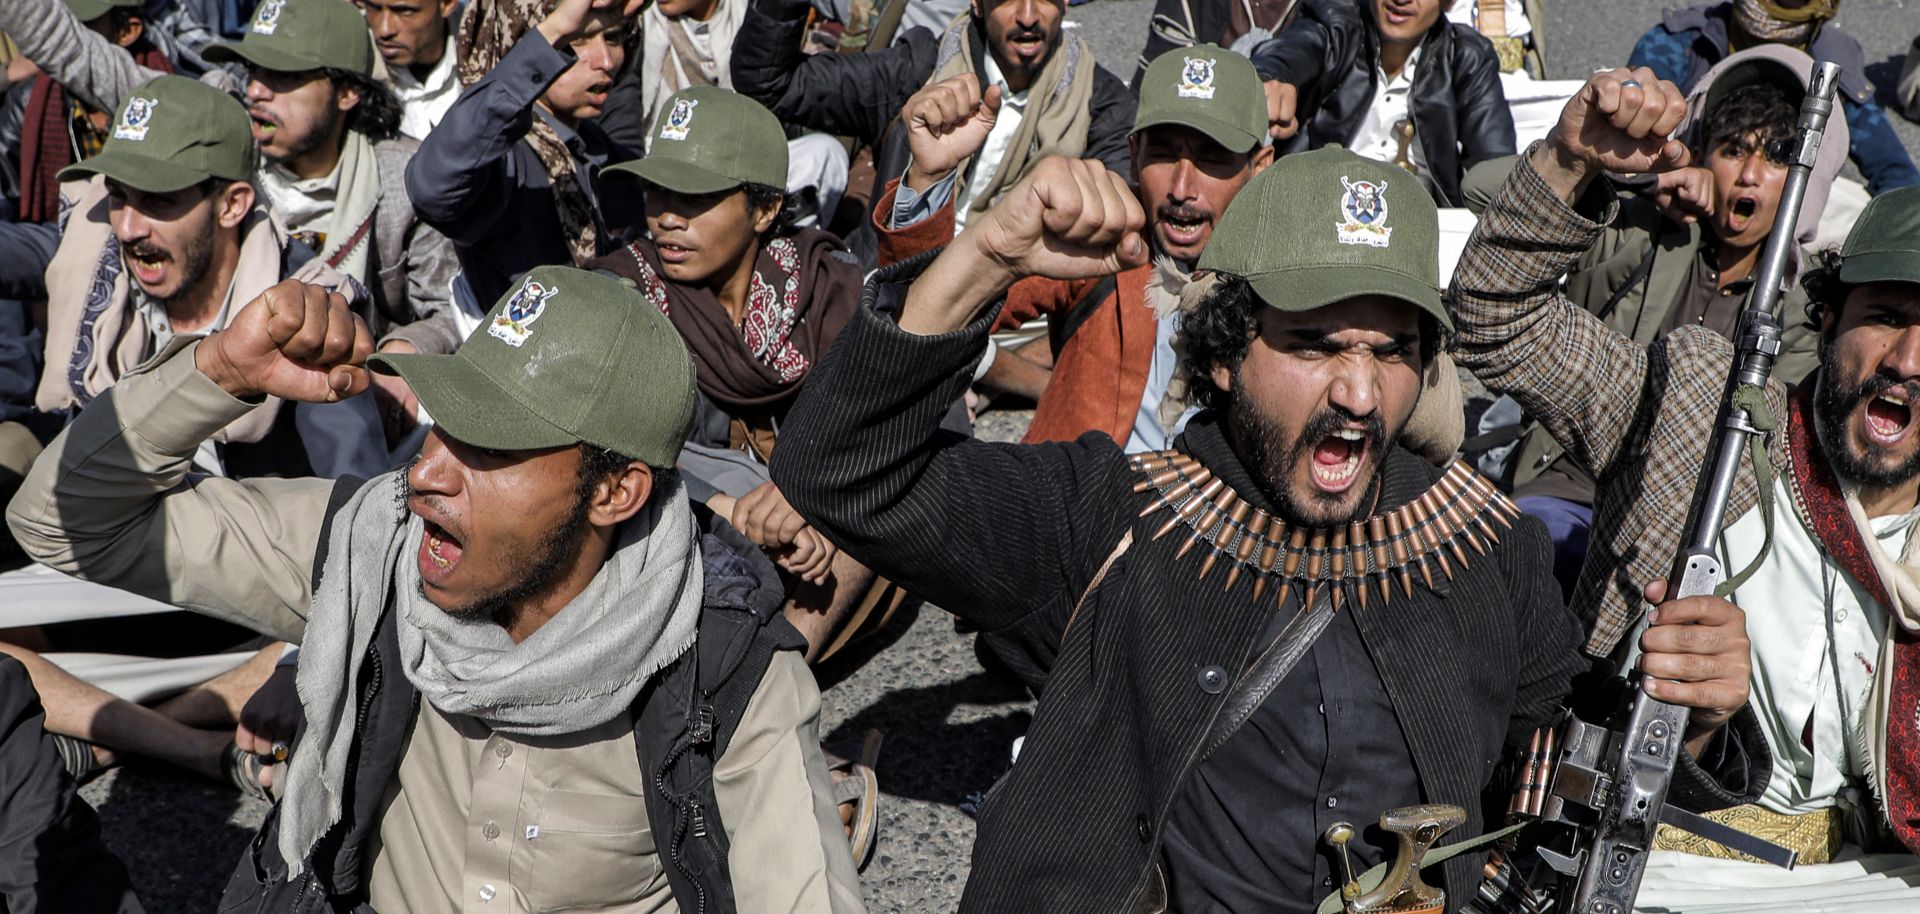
[770,256,1133,637]
[729,0,936,148]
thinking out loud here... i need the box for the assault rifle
[1481,61,1844,914]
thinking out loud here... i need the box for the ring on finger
[270,741,289,763]
[1619,79,1643,90]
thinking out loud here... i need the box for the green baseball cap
[204,0,374,78]
[369,266,696,467]
[65,0,139,23]
[605,87,788,194]
[1196,145,1447,328]
[1838,184,1920,287]
[57,75,257,193]
[1132,44,1267,154]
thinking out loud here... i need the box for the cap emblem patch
[1178,56,1217,100]
[1336,176,1392,248]
[489,278,559,348]
[660,98,698,141]
[113,97,159,141]
[252,0,286,35]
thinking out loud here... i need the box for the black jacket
[730,0,1136,264]
[0,655,144,914]
[771,257,1767,914]
[216,479,807,914]
[1249,0,1514,206]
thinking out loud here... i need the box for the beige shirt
[5,343,865,914]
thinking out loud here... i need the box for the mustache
[1006,26,1049,42]
[246,106,279,127]
[1833,372,1920,412]
[1158,203,1211,224]
[123,241,171,262]
[1298,405,1386,454]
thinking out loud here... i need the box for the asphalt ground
[76,2,1920,911]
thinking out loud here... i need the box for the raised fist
[1263,80,1299,140]
[1652,165,1715,225]
[904,73,1003,192]
[536,0,645,47]
[195,279,374,403]
[1545,67,1691,182]
[966,155,1148,284]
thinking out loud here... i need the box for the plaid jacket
[1449,150,1795,655]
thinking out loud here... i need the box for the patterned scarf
[592,227,862,412]
[1785,381,1920,854]
[1731,0,1837,46]
[457,0,638,263]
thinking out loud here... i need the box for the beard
[1813,363,1920,489]
[124,224,216,306]
[406,459,595,630]
[259,97,344,165]
[1227,365,1390,527]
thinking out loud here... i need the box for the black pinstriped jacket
[771,261,1765,913]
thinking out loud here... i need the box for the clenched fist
[1535,67,1691,201]
[904,73,1003,192]
[196,279,374,403]
[1263,80,1298,140]
[967,156,1149,284]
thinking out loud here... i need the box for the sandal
[824,729,883,871]
[49,733,109,785]
[222,743,273,802]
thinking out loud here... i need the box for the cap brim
[605,157,745,195]
[1838,251,1920,287]
[204,41,324,74]
[1244,265,1451,330]
[1132,112,1263,155]
[369,351,581,452]
[57,148,211,194]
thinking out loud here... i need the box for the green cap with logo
[369,266,697,467]
[1132,44,1268,155]
[65,0,139,23]
[57,75,257,193]
[1838,184,1920,287]
[604,86,788,194]
[1196,145,1446,328]
[204,0,374,78]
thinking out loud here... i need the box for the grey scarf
[279,471,704,877]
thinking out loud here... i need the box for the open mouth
[419,519,464,578]
[125,246,170,286]
[1309,428,1370,493]
[1158,207,1211,247]
[1005,32,1047,58]
[1864,388,1915,446]
[656,239,695,264]
[249,113,277,138]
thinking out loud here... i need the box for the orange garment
[871,178,1157,446]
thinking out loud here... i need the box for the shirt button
[1135,813,1153,843]
[1327,797,1338,809]
[1318,702,1326,715]
[495,743,512,759]
[483,821,500,840]
[478,883,497,902]
[1197,666,1227,694]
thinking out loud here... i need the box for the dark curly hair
[325,68,402,142]
[1700,81,1795,158]
[743,181,801,238]
[1180,273,1448,411]
[1800,246,1853,332]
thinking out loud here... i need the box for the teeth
[1332,429,1364,441]
[1882,390,1909,406]
[427,533,451,568]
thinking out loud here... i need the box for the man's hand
[235,663,300,792]
[904,74,1002,192]
[1263,80,1299,140]
[196,280,373,402]
[1652,166,1715,225]
[1533,67,1691,204]
[1637,579,1753,755]
[535,0,644,48]
[720,482,837,585]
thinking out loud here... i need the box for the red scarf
[1786,382,1920,853]
[18,46,173,224]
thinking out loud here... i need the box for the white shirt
[1348,46,1427,175]
[390,35,461,141]
[257,155,342,242]
[952,55,1029,232]
[1717,477,1918,819]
